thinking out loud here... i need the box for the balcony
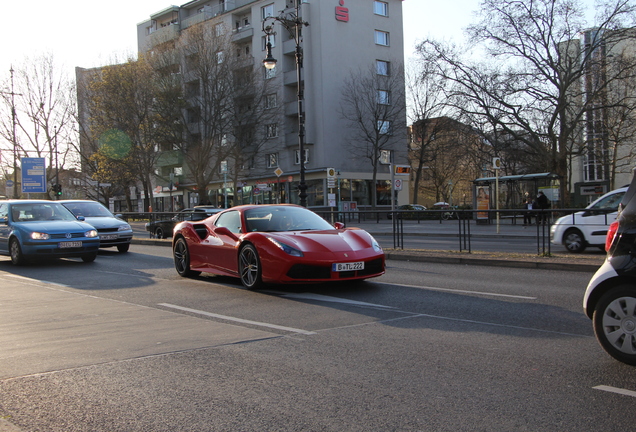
[157,150,183,167]
[285,101,298,116]
[232,25,254,42]
[150,24,179,47]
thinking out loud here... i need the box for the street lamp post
[262,1,309,207]
[10,67,19,198]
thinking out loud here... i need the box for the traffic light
[53,184,62,196]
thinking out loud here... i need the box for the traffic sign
[21,158,47,193]
[394,179,403,190]
[327,168,336,179]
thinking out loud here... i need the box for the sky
[0,0,480,80]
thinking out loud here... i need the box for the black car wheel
[155,227,165,239]
[239,244,263,289]
[563,229,586,253]
[82,252,98,263]
[9,238,25,266]
[174,237,200,277]
[117,244,130,253]
[593,286,636,365]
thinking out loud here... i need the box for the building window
[265,66,276,79]
[262,3,275,20]
[267,153,279,168]
[266,93,277,109]
[376,60,390,76]
[266,123,278,138]
[375,30,390,46]
[295,149,309,165]
[262,34,276,50]
[215,23,225,36]
[216,51,225,64]
[380,150,392,164]
[377,120,392,135]
[374,1,388,16]
[378,89,390,105]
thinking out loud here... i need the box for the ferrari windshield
[244,206,335,232]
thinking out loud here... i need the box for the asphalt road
[0,245,635,431]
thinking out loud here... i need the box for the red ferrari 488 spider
[172,204,385,289]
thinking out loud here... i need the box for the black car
[146,207,222,239]
[388,204,427,220]
[584,170,636,365]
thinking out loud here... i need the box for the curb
[385,251,601,273]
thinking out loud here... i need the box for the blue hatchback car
[0,200,100,265]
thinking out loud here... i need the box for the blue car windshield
[11,203,78,222]
[244,206,334,232]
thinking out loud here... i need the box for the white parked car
[551,187,627,253]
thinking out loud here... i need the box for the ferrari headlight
[85,230,99,238]
[268,237,304,257]
[371,237,383,253]
[118,224,131,231]
[30,232,50,240]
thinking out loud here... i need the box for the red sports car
[172,204,385,289]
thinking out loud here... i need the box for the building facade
[133,0,408,211]
[568,28,636,206]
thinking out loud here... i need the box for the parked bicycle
[441,205,459,220]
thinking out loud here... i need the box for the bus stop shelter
[472,172,562,213]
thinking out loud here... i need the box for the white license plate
[332,261,364,272]
[59,241,82,248]
[100,234,118,240]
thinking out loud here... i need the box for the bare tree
[171,22,278,204]
[406,61,455,203]
[417,0,636,204]
[85,56,166,210]
[0,53,76,198]
[340,63,406,208]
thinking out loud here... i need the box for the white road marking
[274,292,397,309]
[158,303,317,335]
[594,385,636,398]
[371,281,537,300]
[5,274,69,287]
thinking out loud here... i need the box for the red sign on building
[336,0,349,22]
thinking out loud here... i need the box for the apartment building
[568,28,636,206]
[135,0,408,210]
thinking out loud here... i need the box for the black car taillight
[606,220,620,252]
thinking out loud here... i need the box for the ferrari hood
[270,228,378,254]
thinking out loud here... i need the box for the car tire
[82,252,98,263]
[174,237,200,277]
[593,285,636,365]
[117,244,130,253]
[9,238,25,266]
[239,244,263,290]
[155,227,165,239]
[563,229,586,253]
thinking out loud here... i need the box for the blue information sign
[21,157,47,194]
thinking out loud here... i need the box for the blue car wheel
[10,238,25,266]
